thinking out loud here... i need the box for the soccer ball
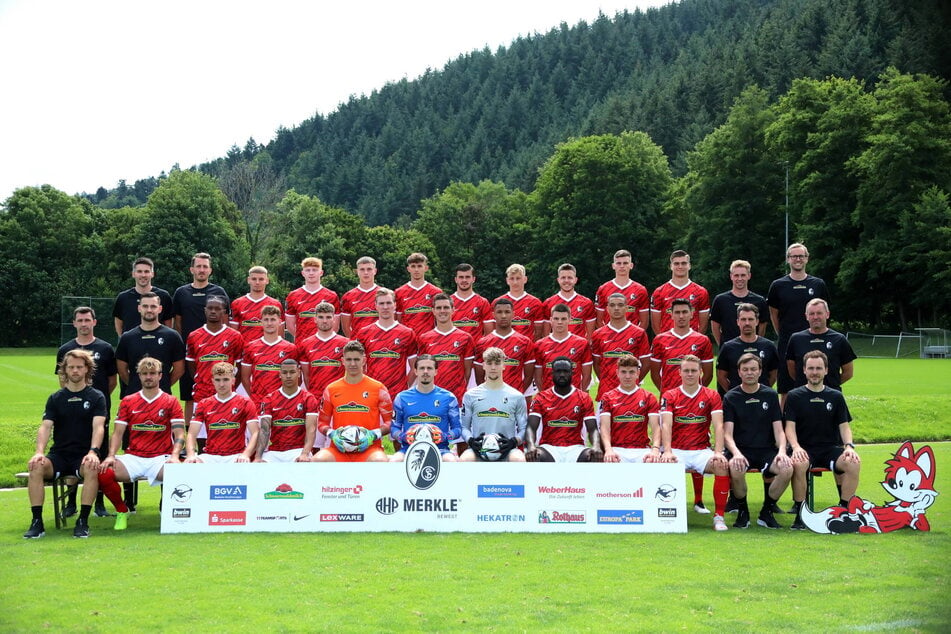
[332,425,371,453]
[479,433,503,461]
[406,423,443,445]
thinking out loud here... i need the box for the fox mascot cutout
[802,441,937,534]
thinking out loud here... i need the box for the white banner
[161,449,687,533]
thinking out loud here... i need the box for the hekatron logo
[655,484,677,502]
[477,514,526,522]
[210,485,247,500]
[597,510,644,525]
[537,510,586,524]
[376,497,399,515]
[171,484,193,503]
[405,439,440,490]
[172,508,191,518]
[477,485,525,498]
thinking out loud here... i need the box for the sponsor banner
[161,461,686,533]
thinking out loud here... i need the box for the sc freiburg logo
[405,438,441,490]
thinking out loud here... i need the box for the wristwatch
[89,447,101,457]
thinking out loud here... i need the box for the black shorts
[47,452,85,479]
[727,447,780,474]
[179,373,194,401]
[802,445,845,474]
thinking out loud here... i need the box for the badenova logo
[477,485,525,498]
[210,485,247,500]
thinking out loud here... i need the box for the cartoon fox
[801,441,938,534]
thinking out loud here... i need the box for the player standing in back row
[651,250,709,335]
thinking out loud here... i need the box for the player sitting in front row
[460,347,526,462]
[256,358,318,463]
[313,341,392,463]
[185,362,259,463]
[660,354,731,531]
[525,357,602,462]
[390,355,461,462]
[98,357,185,530]
[599,354,661,463]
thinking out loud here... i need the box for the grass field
[1,350,950,631]
[1,442,948,632]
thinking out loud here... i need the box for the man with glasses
[767,243,828,406]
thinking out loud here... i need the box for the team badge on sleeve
[802,442,938,534]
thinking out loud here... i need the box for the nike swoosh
[293,515,310,521]
[132,410,144,414]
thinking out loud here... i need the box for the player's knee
[507,449,526,462]
[389,452,406,462]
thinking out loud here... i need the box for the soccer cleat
[713,515,728,531]
[94,505,113,518]
[733,508,750,529]
[766,501,785,514]
[724,494,740,514]
[757,509,781,529]
[125,502,137,515]
[790,515,807,531]
[114,512,128,531]
[61,503,77,519]
[23,519,45,539]
[693,502,711,514]
[788,503,798,514]
[73,518,90,538]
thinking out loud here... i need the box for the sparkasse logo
[208,511,246,525]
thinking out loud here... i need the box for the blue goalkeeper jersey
[391,385,462,451]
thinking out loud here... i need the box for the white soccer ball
[480,433,502,461]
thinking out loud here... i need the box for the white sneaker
[694,502,711,514]
[713,515,728,532]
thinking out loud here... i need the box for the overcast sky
[0,0,671,201]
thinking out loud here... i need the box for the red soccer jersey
[115,391,185,458]
[451,292,491,338]
[487,292,545,339]
[285,286,339,342]
[530,387,595,447]
[186,325,245,401]
[599,386,659,448]
[193,392,259,456]
[417,327,475,402]
[661,385,722,451]
[355,321,417,397]
[296,332,349,398]
[591,322,651,399]
[395,281,442,337]
[543,292,597,338]
[650,280,710,332]
[595,279,650,324]
[241,336,298,405]
[340,285,379,336]
[651,329,714,392]
[533,333,592,391]
[474,330,535,391]
[260,386,319,452]
[229,294,283,341]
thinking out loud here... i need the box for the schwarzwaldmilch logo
[264,483,304,499]
[405,438,440,490]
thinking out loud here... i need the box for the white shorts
[612,447,651,463]
[116,453,167,485]
[540,444,586,463]
[197,453,245,464]
[672,448,715,474]
[313,430,329,450]
[261,448,307,463]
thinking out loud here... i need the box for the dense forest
[2,0,950,346]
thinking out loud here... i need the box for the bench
[685,466,831,510]
[15,472,77,530]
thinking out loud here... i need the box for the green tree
[364,226,439,292]
[133,170,249,296]
[413,180,534,295]
[0,186,106,345]
[842,69,951,329]
[898,187,951,325]
[531,132,673,297]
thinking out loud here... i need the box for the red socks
[691,471,705,504]
[98,468,129,513]
[714,475,730,516]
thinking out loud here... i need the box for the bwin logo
[405,437,441,490]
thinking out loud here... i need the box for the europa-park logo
[264,483,304,500]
